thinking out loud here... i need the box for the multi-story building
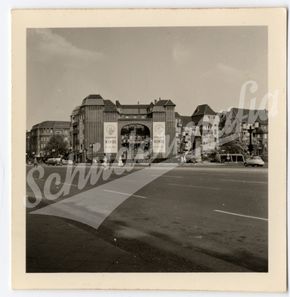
[219,108,268,159]
[191,104,220,157]
[70,94,176,162]
[175,104,219,160]
[26,131,31,156]
[29,121,70,157]
[175,114,193,154]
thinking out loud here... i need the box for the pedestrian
[33,157,38,168]
[103,154,108,167]
[118,155,123,167]
[147,152,151,167]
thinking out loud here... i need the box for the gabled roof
[104,100,117,112]
[32,121,70,130]
[155,99,176,107]
[191,104,217,125]
[192,104,217,117]
[229,108,268,125]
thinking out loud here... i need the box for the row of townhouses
[26,94,268,162]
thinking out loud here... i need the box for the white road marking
[31,165,179,230]
[213,209,268,221]
[103,189,147,199]
[168,183,220,190]
[220,178,267,184]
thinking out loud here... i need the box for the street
[26,164,268,272]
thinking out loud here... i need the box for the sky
[27,26,267,129]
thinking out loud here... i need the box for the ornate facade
[70,94,177,162]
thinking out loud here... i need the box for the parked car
[61,159,73,165]
[46,157,62,166]
[244,156,265,167]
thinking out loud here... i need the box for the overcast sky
[27,26,267,129]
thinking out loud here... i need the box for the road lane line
[103,189,147,199]
[30,164,177,230]
[168,183,220,190]
[220,178,267,184]
[213,209,268,221]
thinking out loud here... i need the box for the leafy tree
[218,139,248,155]
[44,135,68,157]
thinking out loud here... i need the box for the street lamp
[89,143,93,164]
[243,122,259,155]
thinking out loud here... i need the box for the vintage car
[46,157,62,166]
[244,156,265,167]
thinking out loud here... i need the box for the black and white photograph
[11,8,287,291]
[25,24,270,273]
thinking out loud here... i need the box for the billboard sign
[153,122,165,153]
[104,122,118,153]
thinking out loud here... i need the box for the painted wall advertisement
[153,122,166,153]
[104,122,118,153]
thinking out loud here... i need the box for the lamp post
[243,122,259,156]
[89,143,93,164]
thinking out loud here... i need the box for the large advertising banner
[153,122,166,153]
[104,122,118,153]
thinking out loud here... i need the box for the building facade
[26,131,31,156]
[175,104,219,160]
[69,94,268,163]
[191,104,220,156]
[219,108,268,160]
[29,121,70,157]
[70,95,176,162]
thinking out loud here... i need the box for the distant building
[191,104,220,156]
[29,121,70,157]
[175,114,193,154]
[219,108,268,159]
[175,104,219,160]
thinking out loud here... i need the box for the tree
[218,139,248,155]
[44,135,69,157]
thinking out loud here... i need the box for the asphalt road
[26,164,268,272]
